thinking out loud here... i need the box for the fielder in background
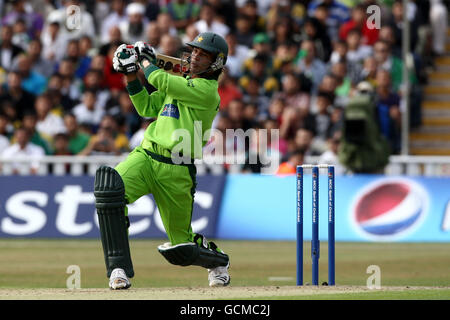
[94,32,230,289]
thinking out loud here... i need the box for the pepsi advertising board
[218,174,450,242]
[0,175,225,238]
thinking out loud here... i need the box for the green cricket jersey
[126,66,220,159]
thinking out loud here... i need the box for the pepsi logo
[351,178,428,240]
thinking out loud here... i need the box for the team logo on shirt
[161,103,180,119]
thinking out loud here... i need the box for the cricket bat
[154,53,190,76]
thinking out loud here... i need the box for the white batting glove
[134,41,157,65]
[112,44,139,74]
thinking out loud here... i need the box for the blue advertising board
[0,175,225,238]
[217,174,450,242]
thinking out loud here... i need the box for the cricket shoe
[109,268,131,290]
[208,263,230,287]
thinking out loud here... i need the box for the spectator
[241,76,271,115]
[0,113,11,154]
[161,0,201,32]
[72,89,105,131]
[1,126,45,175]
[0,25,24,72]
[430,0,448,56]
[276,148,305,175]
[225,32,249,78]
[145,22,162,48]
[45,0,95,41]
[26,39,55,78]
[52,132,72,156]
[295,39,327,93]
[11,18,31,51]
[374,69,401,154]
[46,73,76,113]
[63,113,90,155]
[129,118,152,150]
[158,34,181,57]
[280,105,316,142]
[40,20,66,62]
[318,130,345,175]
[226,98,254,131]
[346,28,373,66]
[156,12,178,37]
[57,58,83,101]
[218,67,243,110]
[34,93,66,139]
[1,0,44,39]
[240,53,279,98]
[79,126,121,156]
[115,90,141,137]
[308,0,351,41]
[301,17,332,62]
[119,2,148,44]
[234,13,255,48]
[22,109,53,155]
[291,127,319,156]
[311,90,334,153]
[181,23,199,44]
[102,42,126,91]
[273,73,310,112]
[97,114,130,154]
[339,4,379,46]
[0,71,35,121]
[331,60,352,108]
[14,54,47,95]
[239,0,265,34]
[194,3,230,38]
[358,55,378,87]
[100,0,128,44]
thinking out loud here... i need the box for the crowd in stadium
[0,0,448,174]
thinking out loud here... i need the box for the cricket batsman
[94,32,230,289]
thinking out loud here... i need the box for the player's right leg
[95,148,152,289]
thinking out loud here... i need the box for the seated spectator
[218,67,243,110]
[156,12,178,37]
[290,127,320,156]
[83,69,110,109]
[194,3,229,38]
[181,23,199,44]
[15,54,47,95]
[276,148,305,175]
[346,28,373,66]
[300,17,332,62]
[0,113,11,154]
[129,119,153,150]
[330,60,352,107]
[308,0,351,41]
[2,0,44,39]
[329,39,348,65]
[46,73,76,114]
[57,58,83,101]
[161,0,201,32]
[0,71,35,121]
[241,76,271,115]
[225,32,249,78]
[79,126,121,156]
[280,105,316,142]
[22,110,53,155]
[119,2,148,44]
[63,113,90,155]
[358,56,378,87]
[73,89,105,132]
[103,42,126,91]
[158,34,182,57]
[226,99,255,131]
[97,114,130,154]
[234,13,255,48]
[111,90,141,136]
[318,130,345,175]
[52,133,72,156]
[240,53,279,98]
[100,0,128,44]
[239,0,266,34]
[0,24,24,72]
[12,18,31,51]
[145,22,162,48]
[374,70,401,154]
[272,73,310,112]
[378,25,401,58]
[40,20,67,63]
[311,90,335,153]
[26,39,56,79]
[34,93,66,139]
[295,39,327,93]
[1,127,45,175]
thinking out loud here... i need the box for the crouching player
[94,32,230,289]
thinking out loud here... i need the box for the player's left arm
[141,61,219,110]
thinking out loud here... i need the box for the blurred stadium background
[0,0,449,295]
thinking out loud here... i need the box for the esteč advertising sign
[217,174,450,242]
[0,175,225,238]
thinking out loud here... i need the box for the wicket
[296,164,335,286]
